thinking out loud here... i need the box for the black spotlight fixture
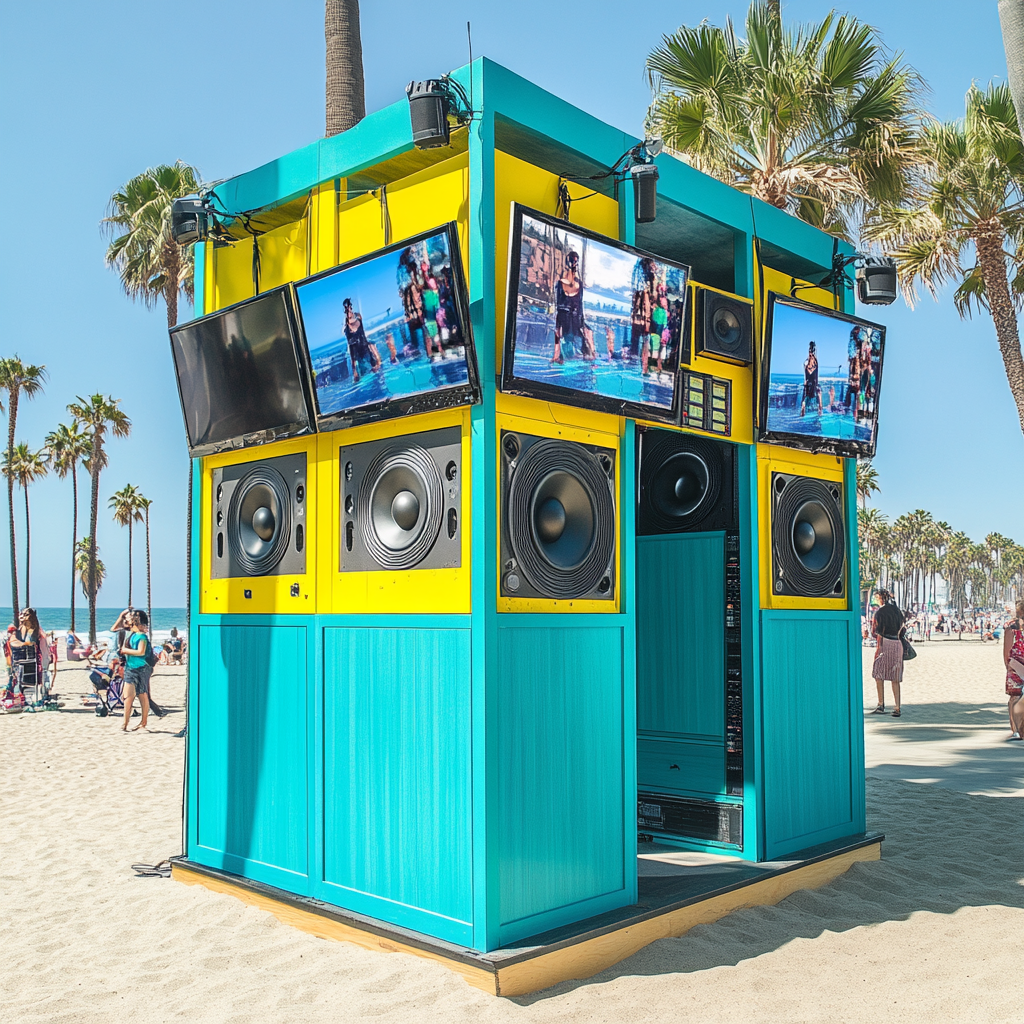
[630,162,659,224]
[406,80,450,149]
[171,196,209,246]
[856,256,899,306]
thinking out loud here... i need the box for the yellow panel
[336,153,469,271]
[494,150,620,395]
[496,409,621,614]
[211,236,255,311]
[259,215,309,290]
[311,181,339,274]
[317,407,472,615]
[199,436,318,614]
[757,444,848,610]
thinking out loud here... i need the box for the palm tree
[68,396,131,643]
[110,484,145,607]
[75,537,106,604]
[1,444,48,607]
[856,460,880,509]
[325,0,365,136]
[45,423,92,633]
[867,83,1024,435]
[0,357,46,620]
[103,162,202,329]
[645,2,925,238]
[138,495,153,641]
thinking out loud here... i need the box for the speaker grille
[358,444,444,571]
[697,290,753,365]
[212,453,306,580]
[771,473,846,598]
[638,429,735,535]
[339,427,461,574]
[502,433,616,600]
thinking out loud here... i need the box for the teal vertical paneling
[761,612,854,857]
[844,457,866,832]
[496,624,627,943]
[319,626,473,942]
[469,57,501,954]
[194,623,309,889]
[636,534,726,738]
[186,459,202,859]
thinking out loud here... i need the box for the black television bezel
[758,291,886,459]
[293,222,482,432]
[169,284,317,458]
[500,203,690,425]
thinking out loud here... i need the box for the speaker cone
[227,466,292,575]
[699,291,752,364]
[359,444,444,570]
[507,437,615,599]
[638,431,734,534]
[772,474,845,597]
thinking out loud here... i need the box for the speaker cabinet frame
[496,412,621,613]
[757,446,849,610]
[318,407,472,615]
[199,435,317,614]
[693,285,754,366]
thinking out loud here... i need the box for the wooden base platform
[171,832,882,996]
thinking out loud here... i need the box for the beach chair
[89,659,125,716]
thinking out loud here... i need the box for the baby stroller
[89,657,125,717]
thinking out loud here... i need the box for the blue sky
[0,1,1020,606]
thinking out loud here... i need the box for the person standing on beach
[871,589,906,717]
[1003,598,1024,740]
[112,608,164,716]
[119,610,154,733]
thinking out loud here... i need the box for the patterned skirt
[872,637,904,683]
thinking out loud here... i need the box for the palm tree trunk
[126,519,133,607]
[974,220,1024,435]
[70,472,77,633]
[145,506,152,643]
[88,443,101,644]
[7,390,18,621]
[23,485,30,608]
[325,0,365,136]
[163,242,179,329]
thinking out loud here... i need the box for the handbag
[901,634,916,660]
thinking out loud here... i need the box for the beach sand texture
[2,642,1021,1023]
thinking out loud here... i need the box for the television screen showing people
[503,207,689,422]
[295,225,477,426]
[169,287,313,456]
[763,294,885,456]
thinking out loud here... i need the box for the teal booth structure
[177,59,872,974]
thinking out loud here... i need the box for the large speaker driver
[638,429,736,535]
[696,289,753,365]
[211,451,307,579]
[771,472,846,598]
[340,427,461,573]
[500,431,616,601]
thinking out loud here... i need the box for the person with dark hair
[120,609,154,732]
[552,249,585,364]
[1003,597,1024,739]
[5,608,45,705]
[800,340,822,416]
[871,589,906,717]
[342,298,379,383]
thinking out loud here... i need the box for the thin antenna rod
[467,22,473,113]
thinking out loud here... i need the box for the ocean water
[0,607,188,643]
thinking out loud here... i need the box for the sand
[2,641,1021,1023]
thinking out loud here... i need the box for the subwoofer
[211,452,306,579]
[340,426,461,572]
[638,429,736,535]
[695,288,753,365]
[500,431,616,601]
[771,472,846,598]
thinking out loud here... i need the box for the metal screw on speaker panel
[504,571,521,592]
[445,460,457,481]
[502,434,520,460]
[290,583,299,597]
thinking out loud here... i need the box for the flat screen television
[759,292,886,458]
[500,204,690,424]
[294,223,480,430]
[169,286,316,457]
